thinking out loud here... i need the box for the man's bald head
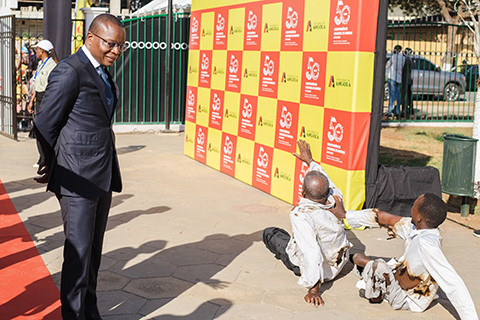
[303,171,330,203]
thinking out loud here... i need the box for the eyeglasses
[91,32,127,52]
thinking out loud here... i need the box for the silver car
[385,54,466,101]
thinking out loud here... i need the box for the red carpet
[0,179,61,320]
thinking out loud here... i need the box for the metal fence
[385,17,478,122]
[0,15,16,139]
[112,13,189,125]
[12,17,85,138]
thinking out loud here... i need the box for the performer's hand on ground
[304,285,324,306]
[292,139,313,166]
[34,162,49,184]
[328,195,346,219]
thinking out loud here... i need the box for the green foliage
[389,0,442,16]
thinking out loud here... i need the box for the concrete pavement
[1,131,479,319]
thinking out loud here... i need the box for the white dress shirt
[81,45,101,69]
[386,52,405,83]
[347,210,478,320]
[286,161,351,289]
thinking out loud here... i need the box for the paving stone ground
[1,132,479,319]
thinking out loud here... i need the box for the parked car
[385,54,466,101]
[454,64,478,91]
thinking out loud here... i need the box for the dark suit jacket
[34,48,122,198]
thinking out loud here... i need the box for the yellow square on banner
[271,149,295,203]
[325,52,375,113]
[303,0,330,52]
[261,2,282,52]
[298,104,323,161]
[255,97,277,148]
[184,121,196,158]
[200,11,215,50]
[196,87,211,127]
[235,137,254,185]
[227,7,246,51]
[187,50,199,87]
[223,91,241,135]
[241,51,261,96]
[320,164,365,211]
[206,128,222,170]
[211,50,227,90]
[278,51,302,103]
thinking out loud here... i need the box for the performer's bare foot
[304,290,324,306]
[304,281,324,306]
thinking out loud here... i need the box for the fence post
[164,0,173,131]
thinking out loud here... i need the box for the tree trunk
[473,20,480,199]
[444,24,458,70]
[473,71,480,198]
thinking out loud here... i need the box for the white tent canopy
[132,0,191,15]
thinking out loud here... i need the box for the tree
[453,0,480,199]
[389,0,470,70]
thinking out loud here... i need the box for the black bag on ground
[373,165,442,217]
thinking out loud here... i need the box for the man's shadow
[98,231,261,318]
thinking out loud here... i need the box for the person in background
[385,44,405,119]
[28,39,58,167]
[400,48,413,119]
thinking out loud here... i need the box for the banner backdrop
[185,0,380,210]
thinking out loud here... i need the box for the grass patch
[380,126,473,172]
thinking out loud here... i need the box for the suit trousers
[58,191,112,320]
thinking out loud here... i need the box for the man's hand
[34,162,49,184]
[27,101,34,114]
[304,283,324,306]
[328,195,346,219]
[292,139,313,166]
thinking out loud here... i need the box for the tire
[384,82,389,101]
[443,82,460,101]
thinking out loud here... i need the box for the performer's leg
[262,227,301,276]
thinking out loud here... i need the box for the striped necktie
[97,66,114,117]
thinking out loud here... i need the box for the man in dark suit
[34,14,126,319]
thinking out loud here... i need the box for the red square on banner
[189,12,201,50]
[328,0,378,52]
[274,100,299,153]
[238,94,258,141]
[259,52,280,99]
[220,132,237,177]
[300,51,327,106]
[214,8,229,50]
[293,158,310,205]
[281,0,305,51]
[226,51,243,92]
[243,2,263,50]
[252,143,273,193]
[186,86,197,123]
[195,125,208,164]
[198,51,212,88]
[321,108,371,170]
[209,90,224,130]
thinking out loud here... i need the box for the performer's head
[411,193,447,228]
[86,13,126,67]
[302,171,330,204]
